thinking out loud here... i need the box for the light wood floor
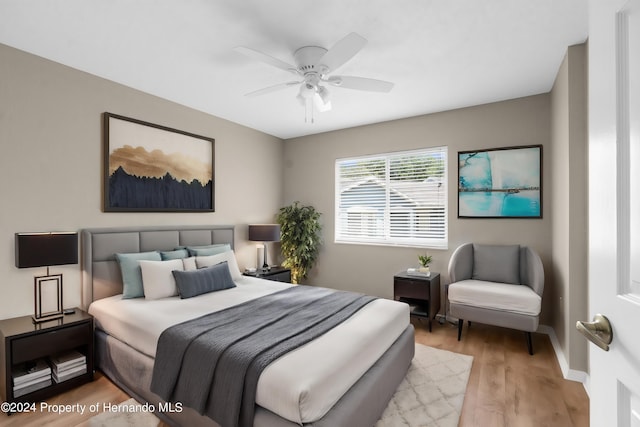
[0,319,589,427]
[415,318,589,427]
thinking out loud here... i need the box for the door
[587,0,640,425]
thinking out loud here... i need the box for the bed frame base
[96,325,414,427]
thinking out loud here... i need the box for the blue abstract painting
[458,145,541,218]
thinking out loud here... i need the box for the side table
[0,309,94,405]
[243,266,291,283]
[393,271,441,332]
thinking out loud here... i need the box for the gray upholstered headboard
[81,225,235,310]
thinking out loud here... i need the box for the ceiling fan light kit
[236,32,394,121]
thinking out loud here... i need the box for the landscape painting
[103,113,214,212]
[458,145,542,218]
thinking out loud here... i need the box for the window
[335,147,447,249]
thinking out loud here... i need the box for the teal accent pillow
[172,261,236,299]
[186,244,231,257]
[116,251,162,299]
[160,249,189,260]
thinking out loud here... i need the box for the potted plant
[418,254,432,274]
[276,201,322,284]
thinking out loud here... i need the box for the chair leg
[526,332,534,355]
[457,319,463,341]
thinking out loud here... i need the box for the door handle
[576,314,613,351]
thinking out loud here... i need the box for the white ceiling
[0,0,587,139]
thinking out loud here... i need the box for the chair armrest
[448,243,474,283]
[523,246,544,296]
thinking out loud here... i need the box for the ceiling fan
[235,33,394,116]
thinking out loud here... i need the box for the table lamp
[248,224,280,271]
[15,232,78,323]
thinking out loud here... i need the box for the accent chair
[447,243,544,355]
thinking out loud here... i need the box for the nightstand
[0,309,94,404]
[243,266,292,283]
[393,272,441,332]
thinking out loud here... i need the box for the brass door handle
[576,314,613,351]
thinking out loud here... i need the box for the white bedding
[88,276,409,424]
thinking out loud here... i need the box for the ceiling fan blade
[245,81,301,97]
[317,32,367,73]
[325,75,394,92]
[235,46,299,75]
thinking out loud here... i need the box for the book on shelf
[49,350,86,371]
[12,359,51,387]
[406,267,431,277]
[51,359,86,374]
[14,377,51,397]
[52,364,87,384]
[14,372,53,389]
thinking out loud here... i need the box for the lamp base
[32,313,64,324]
[262,243,271,271]
[33,273,64,324]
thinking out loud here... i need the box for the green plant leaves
[418,254,432,267]
[276,201,322,284]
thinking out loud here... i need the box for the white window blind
[335,147,448,249]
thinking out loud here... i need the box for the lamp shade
[248,224,281,242]
[15,232,78,268]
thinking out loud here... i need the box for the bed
[81,225,414,427]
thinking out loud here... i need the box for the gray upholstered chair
[447,243,544,355]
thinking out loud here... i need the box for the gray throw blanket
[150,285,376,427]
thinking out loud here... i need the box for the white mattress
[448,279,541,315]
[88,276,409,424]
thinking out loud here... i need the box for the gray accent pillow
[472,244,520,284]
[172,261,236,299]
[115,251,162,299]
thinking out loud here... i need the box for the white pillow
[196,250,242,280]
[139,259,184,300]
[182,256,197,271]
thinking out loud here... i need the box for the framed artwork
[103,113,215,212]
[458,145,542,218]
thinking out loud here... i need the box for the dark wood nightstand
[393,272,441,332]
[243,266,292,283]
[0,309,94,405]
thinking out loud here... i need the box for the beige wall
[550,43,589,373]
[0,44,284,319]
[283,95,555,323]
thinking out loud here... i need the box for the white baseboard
[537,324,590,397]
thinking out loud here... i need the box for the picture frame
[458,145,542,218]
[103,112,215,212]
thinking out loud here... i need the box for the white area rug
[80,344,472,427]
[377,344,473,427]
[78,399,160,427]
